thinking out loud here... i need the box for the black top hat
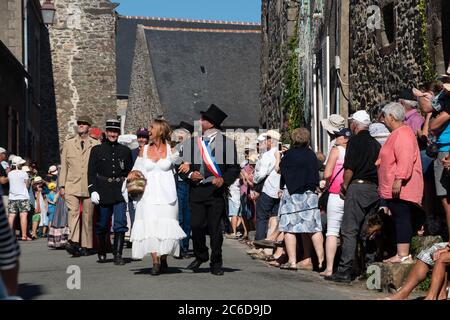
[177,121,194,134]
[200,104,227,129]
[105,119,121,131]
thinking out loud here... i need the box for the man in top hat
[59,115,100,257]
[179,104,240,275]
[88,119,132,265]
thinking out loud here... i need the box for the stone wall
[260,0,299,131]
[0,0,22,63]
[125,24,163,133]
[48,0,118,146]
[349,0,430,111]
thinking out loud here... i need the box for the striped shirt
[0,190,20,270]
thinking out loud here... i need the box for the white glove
[121,180,128,204]
[90,192,100,205]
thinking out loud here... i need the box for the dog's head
[361,208,384,240]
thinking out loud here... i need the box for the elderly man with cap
[398,88,424,135]
[252,129,282,243]
[88,119,132,265]
[59,115,100,257]
[0,148,10,216]
[179,104,240,275]
[325,110,381,284]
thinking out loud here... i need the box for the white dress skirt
[130,144,186,259]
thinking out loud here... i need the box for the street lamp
[41,0,56,26]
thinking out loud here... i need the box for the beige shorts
[2,195,8,214]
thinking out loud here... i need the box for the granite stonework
[48,0,118,146]
[260,0,299,131]
[349,0,447,111]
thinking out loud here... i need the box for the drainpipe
[326,28,331,150]
[23,0,29,157]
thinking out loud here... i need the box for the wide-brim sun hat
[321,114,346,134]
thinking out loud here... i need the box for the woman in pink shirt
[378,102,423,263]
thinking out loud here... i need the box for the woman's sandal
[21,236,32,241]
[280,262,298,271]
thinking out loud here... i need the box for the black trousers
[190,196,225,267]
[338,183,379,274]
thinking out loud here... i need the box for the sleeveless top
[133,144,177,205]
[329,146,346,194]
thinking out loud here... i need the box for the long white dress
[130,144,186,259]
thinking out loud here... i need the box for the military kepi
[105,119,121,131]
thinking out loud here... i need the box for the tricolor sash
[197,137,222,178]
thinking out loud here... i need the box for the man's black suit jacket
[180,132,240,202]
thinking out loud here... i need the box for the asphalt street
[17,237,387,300]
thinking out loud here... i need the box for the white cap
[8,154,16,162]
[256,134,266,142]
[48,165,58,174]
[349,110,371,126]
[263,129,281,141]
[0,147,6,154]
[11,156,26,166]
[33,176,43,184]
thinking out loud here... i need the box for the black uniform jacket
[88,139,132,205]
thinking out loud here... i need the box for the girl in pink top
[378,102,423,263]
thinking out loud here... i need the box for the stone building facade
[349,0,449,111]
[0,0,48,163]
[260,0,299,131]
[48,0,118,147]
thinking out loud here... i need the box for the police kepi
[88,119,132,265]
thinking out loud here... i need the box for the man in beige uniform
[59,115,100,257]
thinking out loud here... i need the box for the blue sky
[116,0,261,23]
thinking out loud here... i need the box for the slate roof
[116,16,261,128]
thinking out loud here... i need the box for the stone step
[366,262,415,293]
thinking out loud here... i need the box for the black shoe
[210,266,224,276]
[79,248,96,256]
[97,254,107,263]
[186,259,203,272]
[324,271,352,284]
[151,264,161,276]
[65,240,79,256]
[114,254,125,265]
[160,259,168,274]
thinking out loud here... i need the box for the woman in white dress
[130,119,186,275]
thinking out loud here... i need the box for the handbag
[253,177,267,194]
[126,170,147,197]
[318,167,344,211]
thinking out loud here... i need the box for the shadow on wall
[40,27,60,169]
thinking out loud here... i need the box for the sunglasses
[77,121,90,126]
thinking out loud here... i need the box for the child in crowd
[31,179,48,239]
[46,182,58,230]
